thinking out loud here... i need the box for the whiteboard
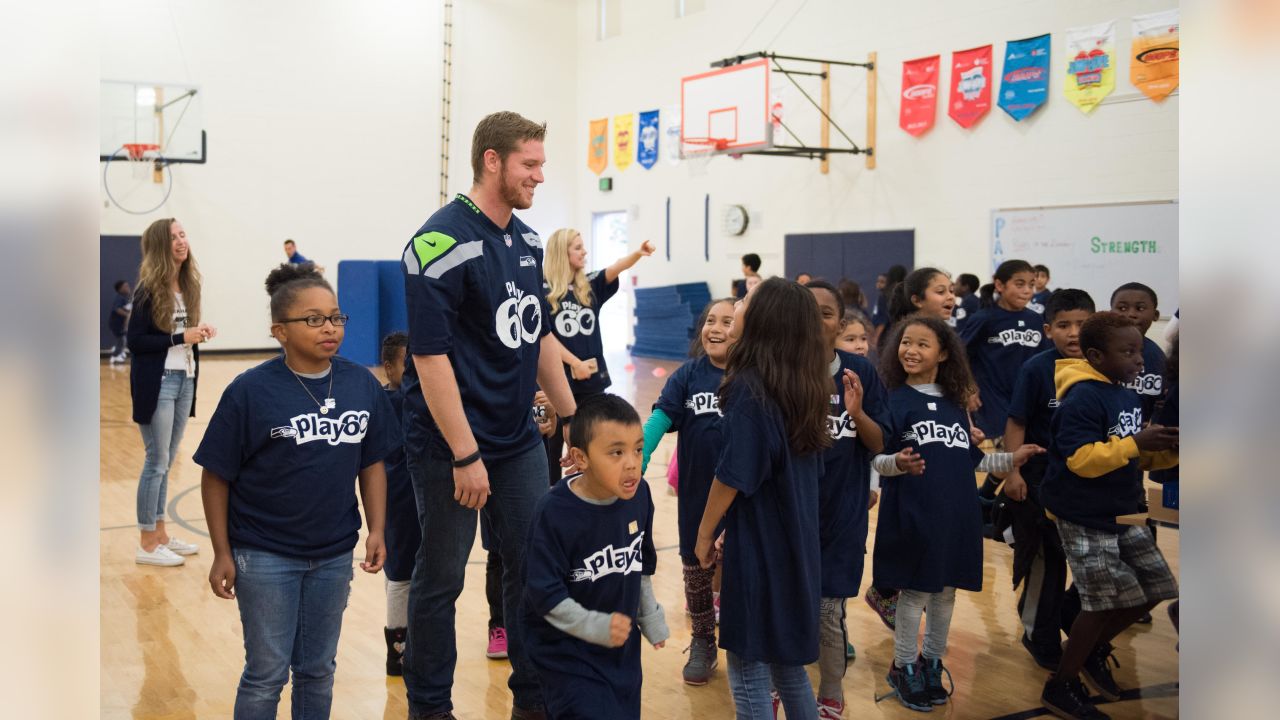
[990,201,1178,316]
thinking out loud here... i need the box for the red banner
[949,45,993,128]
[899,55,940,137]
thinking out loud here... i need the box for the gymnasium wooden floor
[100,352,1179,719]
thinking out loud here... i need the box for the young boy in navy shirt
[1109,282,1166,420]
[1002,289,1094,671]
[521,394,669,719]
[1039,312,1179,720]
[108,279,132,363]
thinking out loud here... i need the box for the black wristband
[452,450,482,468]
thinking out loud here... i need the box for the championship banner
[899,55,940,136]
[1064,21,1116,114]
[998,34,1050,121]
[948,45,993,128]
[1131,9,1179,101]
[588,118,608,174]
[637,110,660,169]
[613,113,634,171]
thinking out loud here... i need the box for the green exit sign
[599,177,613,191]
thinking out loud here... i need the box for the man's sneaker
[1041,676,1110,720]
[864,587,898,631]
[135,544,184,567]
[1080,646,1122,701]
[885,661,933,712]
[163,537,199,556]
[486,626,509,659]
[1022,633,1063,671]
[920,655,953,705]
[682,636,718,685]
[385,627,406,676]
[816,696,844,719]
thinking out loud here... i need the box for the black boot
[385,627,407,676]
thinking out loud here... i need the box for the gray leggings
[816,597,848,701]
[894,587,957,667]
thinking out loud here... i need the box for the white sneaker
[163,537,199,556]
[136,544,185,567]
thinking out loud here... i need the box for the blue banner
[637,109,660,169]
[998,34,1050,121]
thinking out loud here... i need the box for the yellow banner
[1131,9,1179,102]
[613,113,634,172]
[588,118,608,175]
[1063,20,1116,114]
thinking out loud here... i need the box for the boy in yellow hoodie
[1037,312,1178,720]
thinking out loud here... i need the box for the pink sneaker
[486,626,508,659]
[817,696,844,719]
[714,591,721,624]
[771,689,781,719]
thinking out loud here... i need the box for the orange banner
[1131,9,1179,102]
[588,118,608,175]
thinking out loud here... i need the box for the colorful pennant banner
[637,110,660,169]
[900,55,940,136]
[588,118,608,175]
[613,113,634,171]
[998,34,1050,121]
[1131,9,1179,101]
[949,45,993,128]
[1064,21,1117,113]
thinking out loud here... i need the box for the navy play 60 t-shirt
[193,356,400,559]
[548,269,620,397]
[400,194,551,461]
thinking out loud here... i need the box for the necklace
[287,360,336,414]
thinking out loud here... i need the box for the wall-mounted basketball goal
[99,80,208,215]
[681,51,877,173]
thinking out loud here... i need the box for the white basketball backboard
[680,59,772,157]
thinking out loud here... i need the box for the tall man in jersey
[399,111,577,720]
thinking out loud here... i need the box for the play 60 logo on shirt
[827,395,858,439]
[496,280,542,349]
[904,420,971,449]
[554,299,596,337]
[272,410,370,446]
[570,533,645,583]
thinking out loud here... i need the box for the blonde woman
[128,218,217,566]
[542,228,653,480]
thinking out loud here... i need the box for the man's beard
[499,167,532,210]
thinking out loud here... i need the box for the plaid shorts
[1056,518,1179,612]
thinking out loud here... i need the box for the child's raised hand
[1010,444,1047,468]
[638,240,656,257]
[360,532,386,574]
[608,613,633,647]
[1134,424,1179,452]
[842,369,864,417]
[969,424,986,445]
[895,447,926,475]
[208,554,236,600]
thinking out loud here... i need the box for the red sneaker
[486,626,509,659]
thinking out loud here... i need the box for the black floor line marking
[984,682,1179,720]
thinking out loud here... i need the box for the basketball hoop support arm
[710,51,877,171]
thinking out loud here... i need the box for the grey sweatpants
[817,596,848,701]
[894,587,957,667]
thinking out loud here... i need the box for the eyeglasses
[279,313,349,328]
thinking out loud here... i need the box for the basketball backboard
[99,80,206,163]
[680,58,772,157]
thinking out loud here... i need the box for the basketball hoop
[122,143,160,160]
[103,143,174,215]
[682,137,731,176]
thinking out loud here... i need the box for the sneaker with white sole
[136,544,184,567]
[163,537,199,556]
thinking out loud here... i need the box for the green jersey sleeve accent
[412,231,457,271]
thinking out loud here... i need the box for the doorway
[589,209,632,356]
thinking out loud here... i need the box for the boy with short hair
[1002,289,1095,670]
[737,253,762,298]
[1032,265,1053,309]
[1038,312,1179,720]
[108,280,132,363]
[1109,282,1165,420]
[521,394,669,719]
[377,331,420,676]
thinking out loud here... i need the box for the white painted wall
[571,0,1178,297]
[100,0,578,350]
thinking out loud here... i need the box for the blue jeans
[402,443,549,715]
[726,652,818,720]
[136,369,194,530]
[232,548,353,720]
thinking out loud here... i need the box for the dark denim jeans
[726,652,818,720]
[402,443,549,715]
[232,548,353,720]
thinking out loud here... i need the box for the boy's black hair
[804,279,845,321]
[886,264,907,285]
[741,253,761,273]
[1043,289,1096,322]
[994,259,1034,283]
[569,394,641,450]
[1034,264,1050,276]
[113,279,128,292]
[1079,311,1138,355]
[978,283,996,308]
[1110,281,1158,308]
[956,273,980,293]
[380,331,409,365]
